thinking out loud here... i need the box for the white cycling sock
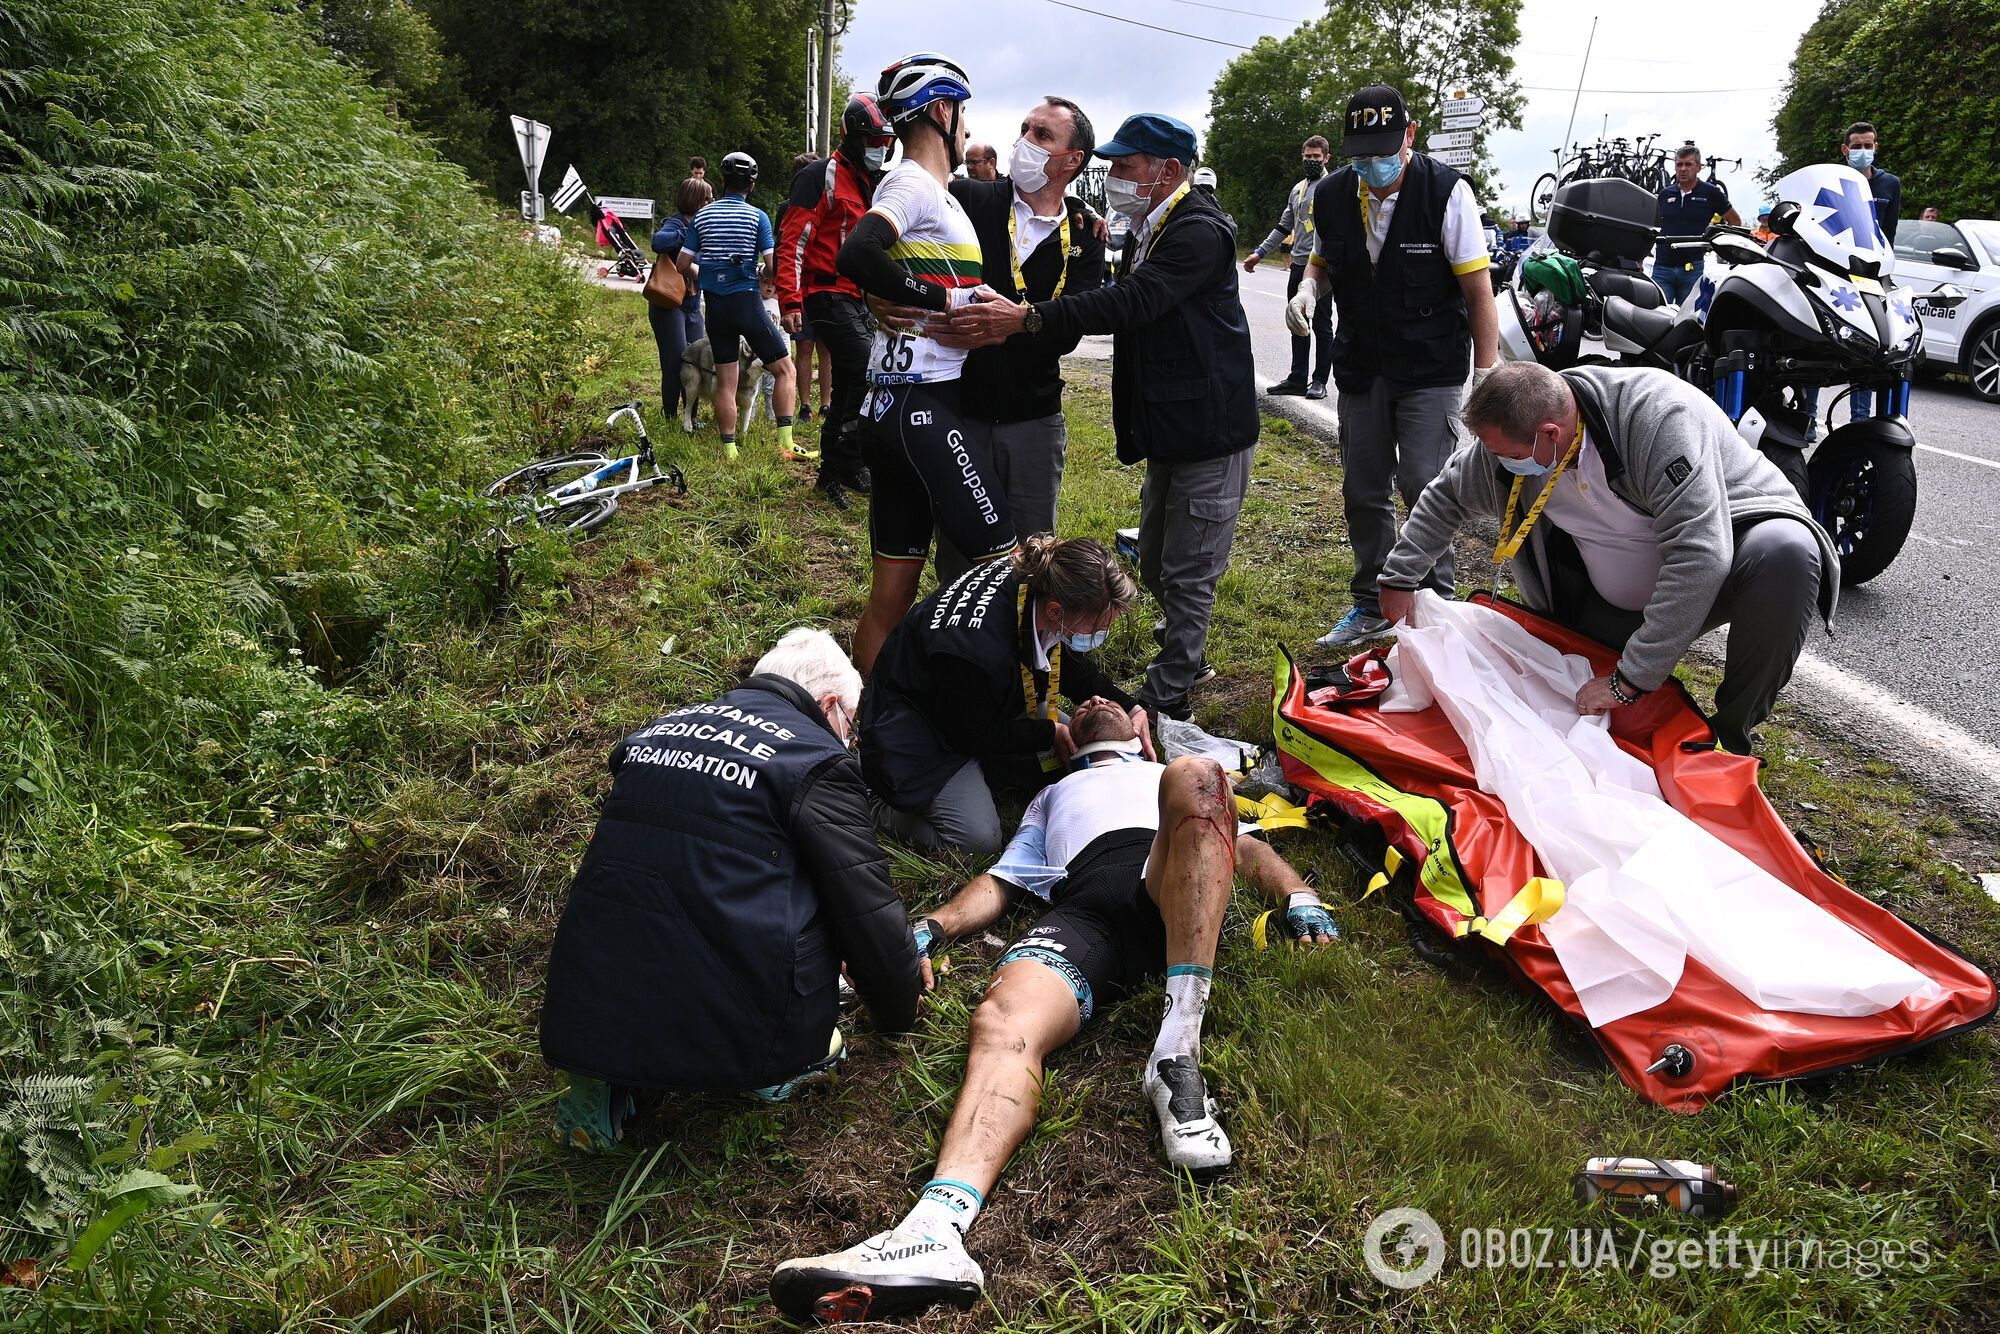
[901,1178,983,1241]
[1149,964,1213,1069]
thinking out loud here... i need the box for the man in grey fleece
[1378,362,1839,753]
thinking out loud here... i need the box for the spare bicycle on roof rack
[1528,135,1738,224]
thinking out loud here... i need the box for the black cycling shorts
[995,828,1165,1028]
[703,289,790,368]
[860,380,1016,565]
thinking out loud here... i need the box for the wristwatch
[1023,303,1045,334]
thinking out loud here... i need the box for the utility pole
[816,0,839,157]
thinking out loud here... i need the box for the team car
[1895,217,2000,401]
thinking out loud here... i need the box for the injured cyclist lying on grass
[770,697,1337,1324]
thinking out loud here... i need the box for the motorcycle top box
[1547,178,1660,268]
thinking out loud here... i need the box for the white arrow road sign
[1441,109,1484,130]
[1442,94,1486,114]
[510,115,550,189]
[1428,130,1475,151]
[1432,148,1476,168]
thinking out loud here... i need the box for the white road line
[1915,442,2000,471]
[1790,650,2000,792]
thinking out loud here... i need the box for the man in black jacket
[1290,84,1498,650]
[938,113,1258,721]
[935,95,1106,583]
[539,628,923,1152]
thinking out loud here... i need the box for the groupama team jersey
[866,159,982,384]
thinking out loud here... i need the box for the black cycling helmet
[842,92,891,142]
[721,151,758,189]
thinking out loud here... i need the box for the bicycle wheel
[543,494,619,535]
[485,452,604,500]
[1530,173,1559,224]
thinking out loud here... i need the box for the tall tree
[1206,0,1522,247]
[1770,0,1999,222]
[414,0,817,211]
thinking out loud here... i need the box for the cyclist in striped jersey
[838,52,1017,674]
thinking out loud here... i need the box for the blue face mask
[1354,153,1404,190]
[1498,448,1552,478]
[1846,148,1875,171]
[1062,626,1110,653]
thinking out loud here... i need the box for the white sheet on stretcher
[1379,592,1939,1028]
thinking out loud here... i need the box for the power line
[1039,0,1254,49]
[1523,83,1781,94]
[1159,0,1310,22]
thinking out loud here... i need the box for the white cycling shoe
[1145,1054,1234,1179]
[771,1224,984,1323]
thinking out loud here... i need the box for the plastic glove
[1285,275,1320,336]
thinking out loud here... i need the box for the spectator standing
[933,95,1106,583]
[940,112,1259,721]
[778,94,896,508]
[1289,84,1498,648]
[1842,121,1902,421]
[649,177,712,424]
[964,142,1001,181]
[689,155,707,181]
[778,153,834,432]
[1921,206,1940,221]
[676,152,800,460]
[1652,145,1740,307]
[1245,135,1334,399]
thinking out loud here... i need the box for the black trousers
[804,291,872,484]
[648,299,704,419]
[1285,262,1334,384]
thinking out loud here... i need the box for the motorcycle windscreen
[1774,163,1896,277]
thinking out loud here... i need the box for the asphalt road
[1233,261,2000,779]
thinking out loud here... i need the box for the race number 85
[880,333,916,373]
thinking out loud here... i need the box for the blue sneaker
[750,1028,847,1103]
[1315,607,1393,649]
[555,1075,635,1154]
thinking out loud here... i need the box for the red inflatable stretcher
[1272,593,1996,1112]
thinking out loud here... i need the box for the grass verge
[6,284,1996,1331]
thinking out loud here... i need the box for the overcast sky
[839,0,1828,217]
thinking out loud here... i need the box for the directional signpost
[1432,93,1484,172]
[511,115,550,222]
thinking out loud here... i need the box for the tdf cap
[1097,113,1199,166]
[1342,84,1410,157]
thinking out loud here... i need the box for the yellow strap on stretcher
[1364,846,1404,899]
[1233,791,1311,831]
[1450,877,1566,945]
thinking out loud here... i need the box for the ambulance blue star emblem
[1813,178,1878,245]
[1829,286,1862,312]
[1693,276,1715,317]
[1889,293,1912,321]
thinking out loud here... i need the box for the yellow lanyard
[1017,585,1062,770]
[1492,421,1585,564]
[1007,203,1071,301]
[1136,182,1192,267]
[1295,178,1315,240]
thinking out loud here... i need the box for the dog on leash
[679,338,768,433]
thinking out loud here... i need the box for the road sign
[1428,130,1475,151]
[1443,93,1486,115]
[597,196,656,227]
[1432,148,1476,168]
[1441,108,1485,130]
[510,116,549,189]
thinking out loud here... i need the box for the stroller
[591,202,649,281]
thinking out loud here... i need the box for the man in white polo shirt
[771,697,1334,1324]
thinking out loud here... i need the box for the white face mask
[1104,172,1160,217]
[863,144,889,172]
[1009,137,1051,192]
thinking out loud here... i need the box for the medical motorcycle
[1496,166,1923,585]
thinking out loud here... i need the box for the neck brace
[1071,737,1144,769]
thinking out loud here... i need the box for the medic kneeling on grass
[770,698,1336,1325]
[537,629,923,1149]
